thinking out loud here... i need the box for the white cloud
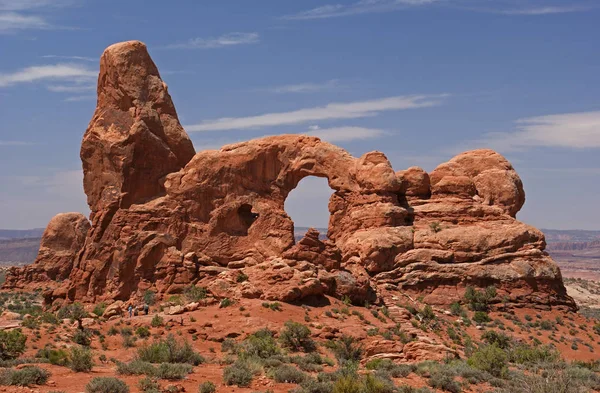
[304,126,387,142]
[477,111,600,151]
[0,0,71,11]
[166,32,259,49]
[283,0,439,19]
[41,55,96,62]
[63,95,95,102]
[46,83,95,93]
[185,94,448,132]
[0,63,97,88]
[269,79,341,94]
[500,6,590,15]
[0,12,47,31]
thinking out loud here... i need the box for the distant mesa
[4,40,575,312]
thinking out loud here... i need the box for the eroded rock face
[4,213,90,288]
[4,40,574,312]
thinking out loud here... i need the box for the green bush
[449,302,465,317]
[467,344,508,378]
[280,321,316,352]
[138,376,160,393]
[236,272,249,283]
[184,285,208,302]
[137,334,204,365]
[85,377,129,393]
[151,315,164,328]
[73,328,92,346]
[481,330,511,349]
[70,346,94,372]
[239,329,280,359]
[220,298,233,308]
[428,368,462,393]
[93,303,107,317]
[327,335,363,365]
[0,329,27,360]
[270,364,307,383]
[0,366,50,386]
[507,343,559,365]
[116,359,157,376]
[136,326,151,338]
[223,360,254,387]
[199,381,216,393]
[365,358,413,378]
[221,338,238,353]
[472,311,491,324]
[36,345,69,366]
[156,363,193,380]
[464,286,496,312]
[144,290,156,306]
[420,305,436,321]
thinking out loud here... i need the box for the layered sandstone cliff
[4,40,575,311]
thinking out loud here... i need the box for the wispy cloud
[165,32,259,49]
[0,140,32,146]
[476,111,600,152]
[283,0,439,20]
[283,0,594,19]
[46,83,95,93]
[41,55,96,62]
[304,125,387,142]
[0,12,47,31]
[0,63,97,88]
[0,0,76,32]
[268,79,341,94]
[63,95,95,102]
[185,94,448,132]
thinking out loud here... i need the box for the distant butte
[4,40,575,313]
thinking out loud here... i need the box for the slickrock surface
[5,41,574,313]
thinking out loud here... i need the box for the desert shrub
[270,364,307,383]
[239,329,280,359]
[450,302,465,317]
[136,326,151,338]
[108,326,119,336]
[151,315,164,328]
[280,321,316,352]
[428,368,462,393]
[262,302,282,311]
[156,363,193,380]
[73,328,92,346]
[472,311,491,324]
[199,381,216,393]
[137,334,204,365]
[143,290,156,306]
[36,345,69,366]
[420,305,436,321]
[464,286,496,312]
[85,377,129,393]
[365,358,413,378]
[40,312,60,325]
[70,346,94,372]
[294,377,334,393]
[467,344,508,378]
[184,285,207,302]
[507,343,559,365]
[122,334,137,348]
[236,272,249,283]
[223,360,254,387]
[116,359,157,376]
[93,303,107,317]
[138,376,160,392]
[221,338,238,353]
[481,330,512,349]
[0,366,50,386]
[430,222,442,233]
[219,298,233,308]
[327,335,363,365]
[0,329,27,360]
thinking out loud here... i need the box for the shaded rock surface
[4,40,574,312]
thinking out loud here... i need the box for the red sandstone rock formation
[4,40,575,312]
[4,213,89,288]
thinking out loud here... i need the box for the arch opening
[284,176,333,242]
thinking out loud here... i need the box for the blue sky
[0,0,599,230]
